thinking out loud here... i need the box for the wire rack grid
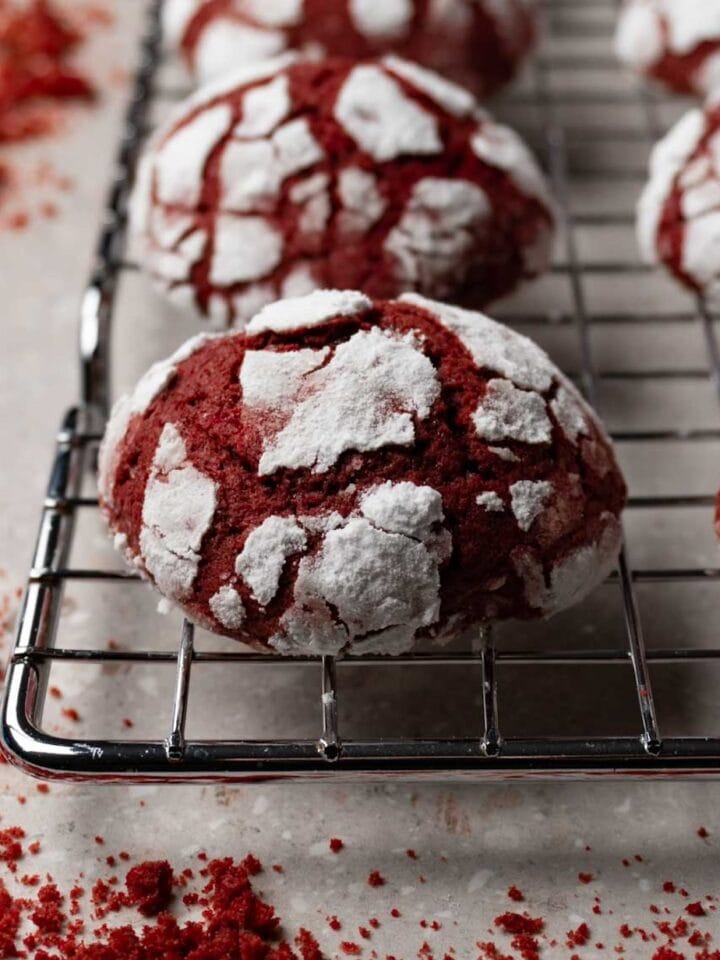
[3,0,720,782]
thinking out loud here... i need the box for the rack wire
[3,0,720,782]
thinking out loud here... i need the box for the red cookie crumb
[368,871,385,888]
[124,860,173,917]
[329,838,344,854]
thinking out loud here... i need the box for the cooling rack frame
[3,0,720,783]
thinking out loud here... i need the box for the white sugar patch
[334,64,442,161]
[663,0,720,55]
[473,379,552,445]
[155,105,232,206]
[402,294,556,392]
[615,0,664,68]
[162,0,201,49]
[476,491,505,512]
[242,327,440,475]
[241,347,329,406]
[382,55,476,117]
[275,517,441,655]
[509,479,553,532]
[349,0,413,38]
[550,384,589,444]
[221,118,324,212]
[210,214,283,284]
[209,585,246,630]
[281,263,318,297]
[235,516,307,606]
[471,121,553,208]
[385,178,491,295]
[233,74,291,139]
[194,21,287,85]
[140,423,218,600]
[360,481,444,540]
[682,179,720,219]
[245,0,302,27]
[337,167,387,235]
[184,52,299,112]
[247,289,371,333]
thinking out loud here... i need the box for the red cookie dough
[130,55,554,329]
[99,291,626,655]
[615,0,720,97]
[163,0,538,96]
[637,100,720,301]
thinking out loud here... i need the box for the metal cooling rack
[3,0,720,782]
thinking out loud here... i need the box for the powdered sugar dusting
[194,21,287,87]
[550,384,590,444]
[246,289,372,333]
[360,481,444,540]
[471,122,553,207]
[334,64,442,161]
[476,491,505,513]
[140,423,218,600]
[235,516,307,606]
[402,294,555,392]
[510,479,553,532]
[240,327,440,474]
[272,516,442,655]
[209,585,246,630]
[210,215,283,285]
[155,105,232,206]
[232,74,291,139]
[349,0,413,38]
[382,54,476,117]
[472,379,552,445]
[337,167,387,235]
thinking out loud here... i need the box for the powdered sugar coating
[473,379,552,445]
[164,0,538,95]
[638,102,720,301]
[334,64,442,161]
[131,57,553,326]
[140,424,218,600]
[616,0,720,96]
[235,516,307,605]
[476,491,505,512]
[247,289,372,334]
[240,326,441,475]
[509,479,553,532]
[209,586,246,630]
[100,292,625,652]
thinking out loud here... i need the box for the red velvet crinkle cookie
[130,55,554,329]
[163,0,538,96]
[99,291,626,656]
[638,100,720,300]
[616,0,720,97]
